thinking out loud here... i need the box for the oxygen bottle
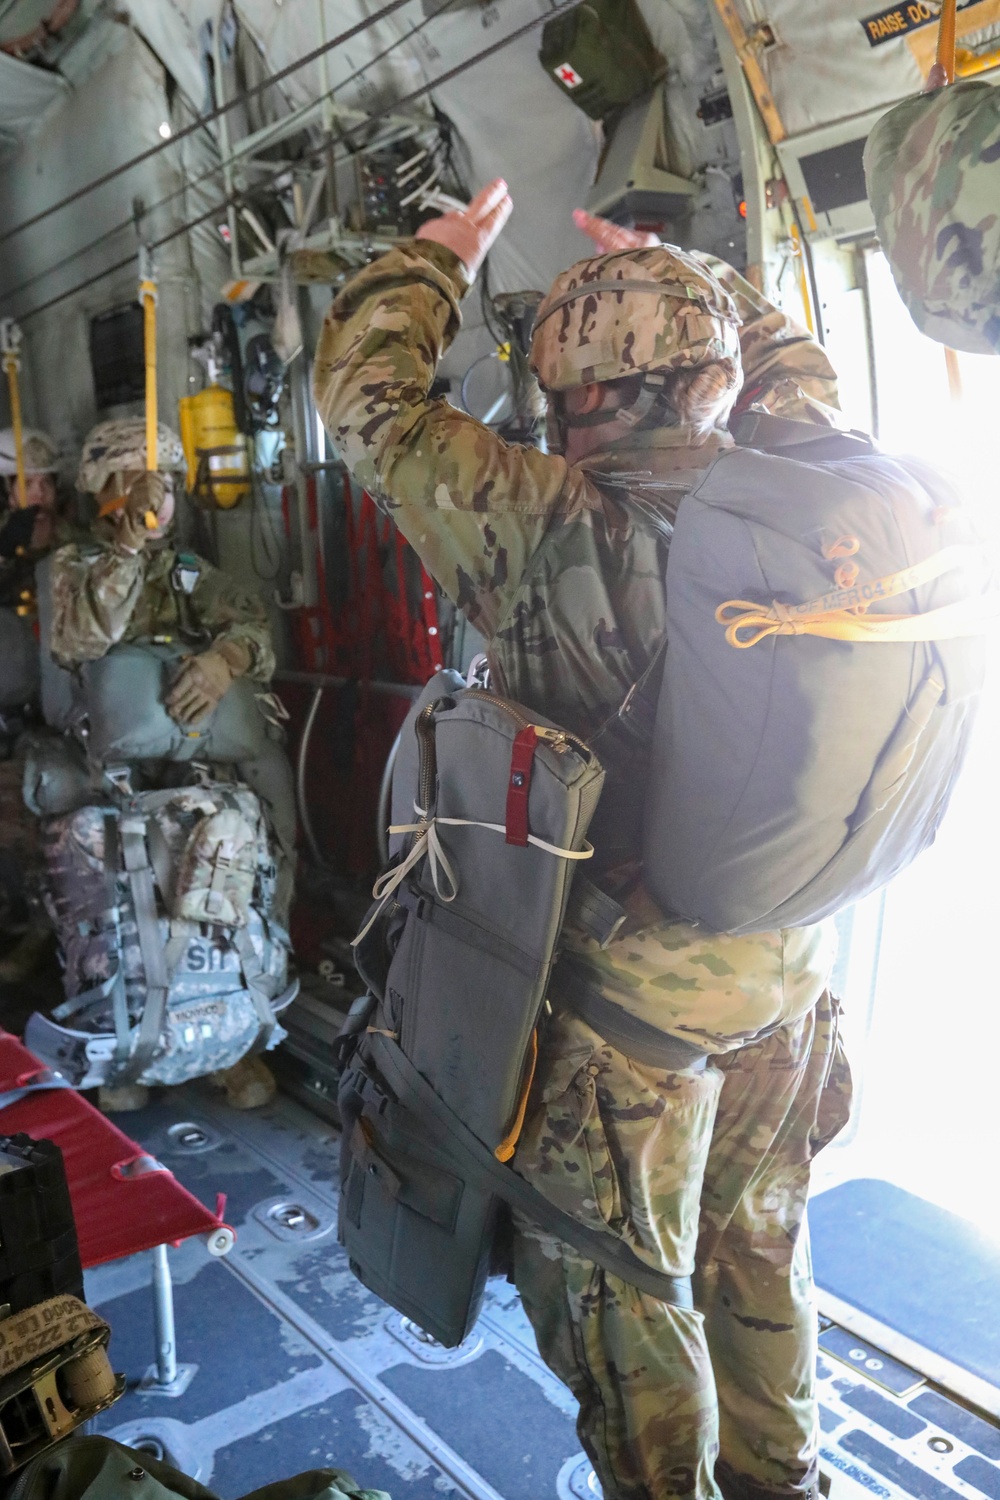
[178,384,250,509]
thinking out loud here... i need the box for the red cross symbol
[554,62,583,87]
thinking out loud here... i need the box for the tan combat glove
[112,472,170,555]
[165,639,252,725]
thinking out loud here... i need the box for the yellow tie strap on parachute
[717,545,997,648]
[352,807,594,948]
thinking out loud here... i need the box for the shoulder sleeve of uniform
[314,244,596,638]
[695,252,843,426]
[48,541,146,665]
[191,558,275,682]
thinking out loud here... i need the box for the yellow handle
[494,1029,538,1164]
[2,351,27,508]
[140,278,157,473]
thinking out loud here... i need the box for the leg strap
[367,1031,695,1311]
[553,963,709,1072]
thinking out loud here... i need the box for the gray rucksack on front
[643,433,991,934]
[338,682,698,1346]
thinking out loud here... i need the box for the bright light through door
[813,249,1000,1241]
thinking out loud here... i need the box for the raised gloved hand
[165,640,251,726]
[415,178,513,279]
[572,209,660,253]
[0,505,41,560]
[112,472,171,554]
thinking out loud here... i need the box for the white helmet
[77,418,186,495]
[0,428,59,476]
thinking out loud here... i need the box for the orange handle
[936,0,957,82]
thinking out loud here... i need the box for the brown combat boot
[211,1055,276,1110]
[98,1083,151,1113]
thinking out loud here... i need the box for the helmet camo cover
[529,244,742,393]
[77,418,186,495]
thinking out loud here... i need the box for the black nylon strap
[395,883,543,981]
[367,1032,694,1311]
[552,964,709,1072]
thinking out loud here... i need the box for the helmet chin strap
[556,373,675,439]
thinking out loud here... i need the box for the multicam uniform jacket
[47,542,275,682]
[314,241,842,1053]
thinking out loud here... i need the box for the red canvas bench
[0,1029,234,1394]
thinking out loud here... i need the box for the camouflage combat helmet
[77,417,186,495]
[0,427,58,475]
[865,81,1000,356]
[530,244,742,393]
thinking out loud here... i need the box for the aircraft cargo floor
[86,1085,1000,1500]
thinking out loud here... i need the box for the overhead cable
[0,0,414,250]
[1,0,455,310]
[17,0,577,324]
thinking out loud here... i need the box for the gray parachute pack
[642,424,991,933]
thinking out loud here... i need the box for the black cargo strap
[731,409,876,460]
[587,638,666,779]
[367,1031,695,1311]
[395,883,543,981]
[552,963,709,1073]
[564,877,629,948]
[119,813,170,1084]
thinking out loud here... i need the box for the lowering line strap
[366,1030,695,1311]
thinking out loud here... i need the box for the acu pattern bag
[24,781,295,1089]
[338,682,695,1348]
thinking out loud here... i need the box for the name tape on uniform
[860,0,977,46]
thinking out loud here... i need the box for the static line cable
[0,0,415,250]
[18,185,252,322]
[16,0,578,323]
[0,0,458,310]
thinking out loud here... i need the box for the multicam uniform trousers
[512,991,852,1500]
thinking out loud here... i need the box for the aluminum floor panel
[84,1083,1000,1500]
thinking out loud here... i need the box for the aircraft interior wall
[0,4,998,1500]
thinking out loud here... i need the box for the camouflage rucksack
[24,782,295,1089]
[11,1437,390,1500]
